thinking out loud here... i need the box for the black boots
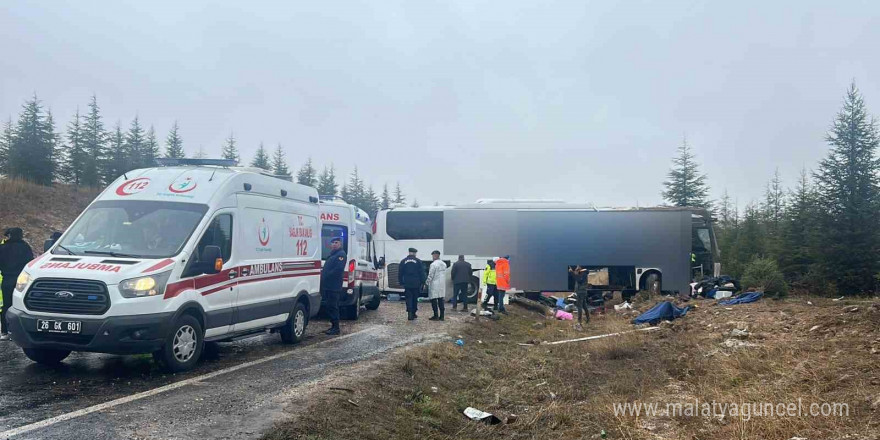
[325,327,340,335]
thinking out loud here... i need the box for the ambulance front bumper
[7,307,173,355]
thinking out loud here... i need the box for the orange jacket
[495,257,510,290]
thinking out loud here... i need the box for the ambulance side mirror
[202,246,222,274]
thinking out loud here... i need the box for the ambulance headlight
[119,271,172,298]
[15,272,31,292]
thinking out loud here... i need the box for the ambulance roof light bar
[155,158,238,167]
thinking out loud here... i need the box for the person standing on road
[480,259,497,311]
[0,228,33,340]
[450,255,472,312]
[320,236,346,336]
[398,248,426,321]
[494,255,511,315]
[426,250,447,321]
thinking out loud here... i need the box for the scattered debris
[614,302,633,311]
[845,306,859,313]
[463,407,502,425]
[809,325,821,332]
[807,301,813,305]
[728,328,750,339]
[454,339,464,346]
[534,381,547,387]
[544,327,660,346]
[329,387,354,393]
[430,386,438,393]
[346,399,359,407]
[721,339,759,348]
[833,296,845,301]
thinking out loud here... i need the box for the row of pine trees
[0,95,419,220]
[660,83,880,295]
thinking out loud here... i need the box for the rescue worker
[569,265,590,326]
[426,250,446,321]
[480,259,497,311]
[450,255,472,312]
[494,255,511,315]
[398,248,426,321]
[320,236,346,335]
[0,228,33,340]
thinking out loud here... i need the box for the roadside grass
[264,296,880,440]
[0,177,99,243]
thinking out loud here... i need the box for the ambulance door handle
[228,270,238,279]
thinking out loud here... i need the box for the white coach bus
[372,206,488,302]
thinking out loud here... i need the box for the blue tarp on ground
[718,291,763,305]
[631,301,691,325]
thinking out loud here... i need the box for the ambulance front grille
[386,263,402,289]
[25,278,111,315]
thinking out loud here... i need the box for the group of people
[0,228,35,341]
[396,249,511,322]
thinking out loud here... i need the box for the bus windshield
[54,200,208,259]
[385,211,443,240]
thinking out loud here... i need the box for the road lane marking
[0,328,378,439]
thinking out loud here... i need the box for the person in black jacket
[320,237,346,335]
[450,255,472,312]
[398,248,426,321]
[1,228,34,340]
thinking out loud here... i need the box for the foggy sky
[2,1,879,209]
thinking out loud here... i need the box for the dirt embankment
[264,295,880,440]
[0,178,99,247]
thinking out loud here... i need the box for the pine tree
[7,95,55,185]
[0,117,13,176]
[364,185,380,219]
[165,121,185,159]
[411,198,419,208]
[393,182,405,205]
[316,165,338,197]
[380,183,391,210]
[779,168,819,281]
[221,132,240,163]
[272,143,290,176]
[662,138,711,209]
[761,169,786,261]
[814,82,880,294]
[81,95,107,187]
[103,123,127,184]
[250,142,271,170]
[718,189,733,228]
[143,126,160,167]
[296,157,317,187]
[342,167,365,206]
[125,116,145,169]
[61,109,87,184]
[45,109,60,182]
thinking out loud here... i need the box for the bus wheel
[644,273,661,296]
[467,276,480,303]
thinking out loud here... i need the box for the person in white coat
[426,250,447,321]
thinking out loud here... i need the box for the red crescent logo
[115,178,151,196]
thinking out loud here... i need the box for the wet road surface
[0,300,466,439]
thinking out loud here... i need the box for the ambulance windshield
[54,200,209,259]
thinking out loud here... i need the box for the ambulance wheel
[365,291,381,310]
[342,293,361,320]
[154,314,203,373]
[23,348,70,365]
[281,302,308,344]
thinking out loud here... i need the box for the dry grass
[0,177,99,245]
[264,295,880,440]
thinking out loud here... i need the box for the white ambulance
[319,196,380,320]
[8,159,322,372]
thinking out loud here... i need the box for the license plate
[36,319,82,334]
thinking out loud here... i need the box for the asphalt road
[0,300,466,439]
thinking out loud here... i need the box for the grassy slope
[264,295,880,440]
[0,178,99,248]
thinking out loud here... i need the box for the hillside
[0,178,100,249]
